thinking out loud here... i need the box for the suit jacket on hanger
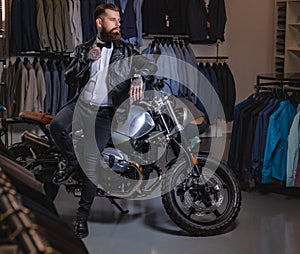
[36,0,51,50]
[142,0,188,35]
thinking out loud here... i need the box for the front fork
[186,164,203,189]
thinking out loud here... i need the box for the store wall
[222,0,274,103]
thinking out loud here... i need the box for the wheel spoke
[213,209,222,217]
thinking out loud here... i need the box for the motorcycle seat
[19,111,54,124]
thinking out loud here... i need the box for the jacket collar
[81,36,97,50]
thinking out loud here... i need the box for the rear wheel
[9,142,59,182]
[9,142,34,167]
[161,154,241,236]
[9,142,60,201]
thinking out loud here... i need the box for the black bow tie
[97,42,111,49]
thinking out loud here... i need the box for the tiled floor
[54,186,300,254]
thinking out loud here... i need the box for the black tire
[161,154,241,236]
[9,142,60,201]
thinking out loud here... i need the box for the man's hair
[94,3,120,21]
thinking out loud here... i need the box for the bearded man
[49,3,156,238]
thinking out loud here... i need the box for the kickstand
[108,198,129,214]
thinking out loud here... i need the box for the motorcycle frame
[0,82,203,214]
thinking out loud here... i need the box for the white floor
[54,187,300,254]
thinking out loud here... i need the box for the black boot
[74,218,89,239]
[53,165,79,184]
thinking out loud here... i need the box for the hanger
[23,57,30,65]
[33,56,38,67]
[150,38,161,55]
[14,57,21,71]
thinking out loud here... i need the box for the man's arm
[129,54,157,100]
[64,46,91,86]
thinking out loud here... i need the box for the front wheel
[161,154,241,236]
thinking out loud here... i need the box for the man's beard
[99,28,121,42]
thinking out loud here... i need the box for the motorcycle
[0,79,241,236]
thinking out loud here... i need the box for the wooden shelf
[288,23,300,27]
[274,0,300,74]
[287,48,300,56]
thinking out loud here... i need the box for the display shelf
[273,0,300,74]
[288,23,300,26]
[287,48,300,53]
[273,1,287,74]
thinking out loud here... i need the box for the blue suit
[50,60,61,115]
[227,95,254,170]
[81,0,104,42]
[251,98,280,179]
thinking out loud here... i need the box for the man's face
[96,9,121,41]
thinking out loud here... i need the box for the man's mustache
[110,27,120,33]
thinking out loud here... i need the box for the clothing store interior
[1,1,300,254]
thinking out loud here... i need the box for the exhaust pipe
[21,131,50,148]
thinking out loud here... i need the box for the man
[50,3,156,238]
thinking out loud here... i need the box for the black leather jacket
[64,36,157,112]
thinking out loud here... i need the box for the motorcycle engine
[101,147,129,173]
[130,135,150,153]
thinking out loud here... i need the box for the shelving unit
[274,0,300,74]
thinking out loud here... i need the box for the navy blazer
[142,0,188,35]
[187,0,227,43]
[10,0,40,54]
[81,0,104,42]
[187,0,208,43]
[10,0,22,54]
[207,0,227,43]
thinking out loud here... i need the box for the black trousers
[50,99,114,220]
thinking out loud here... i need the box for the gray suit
[35,61,46,112]
[36,0,51,50]
[44,0,57,52]
[24,62,39,112]
[53,0,64,52]
[61,0,74,52]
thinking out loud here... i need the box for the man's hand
[129,75,143,100]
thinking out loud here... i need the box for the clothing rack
[195,56,229,63]
[143,34,190,40]
[256,74,300,92]
[195,41,228,63]
[10,51,72,60]
[255,83,300,93]
[238,73,300,196]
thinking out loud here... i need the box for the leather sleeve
[64,46,91,86]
